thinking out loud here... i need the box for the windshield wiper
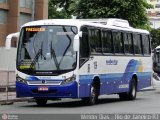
[29,42,46,70]
[58,26,72,66]
[50,41,59,70]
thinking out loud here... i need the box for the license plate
[38,86,49,91]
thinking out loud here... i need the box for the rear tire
[35,98,47,106]
[128,79,137,100]
[119,79,137,100]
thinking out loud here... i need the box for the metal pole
[32,0,35,21]
[6,68,9,102]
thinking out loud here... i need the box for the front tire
[82,85,99,105]
[35,98,47,106]
[119,79,137,100]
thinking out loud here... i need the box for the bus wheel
[128,79,137,100]
[83,84,98,105]
[35,98,47,106]
[119,79,137,100]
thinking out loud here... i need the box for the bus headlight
[16,76,27,84]
[61,74,76,85]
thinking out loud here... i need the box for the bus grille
[27,80,62,85]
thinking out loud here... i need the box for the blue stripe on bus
[78,72,151,98]
[78,59,151,97]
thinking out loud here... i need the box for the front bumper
[16,81,78,98]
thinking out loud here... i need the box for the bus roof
[22,19,149,34]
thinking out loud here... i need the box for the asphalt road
[0,89,160,115]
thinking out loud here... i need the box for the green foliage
[48,0,71,18]
[75,0,152,29]
[48,0,153,29]
[150,29,160,49]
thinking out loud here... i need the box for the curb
[0,98,34,105]
[140,86,156,92]
[0,87,15,92]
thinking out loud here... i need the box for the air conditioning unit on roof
[80,18,131,28]
[106,18,130,28]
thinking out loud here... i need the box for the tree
[48,0,71,19]
[48,0,75,19]
[75,0,152,29]
[150,29,160,49]
[48,0,152,29]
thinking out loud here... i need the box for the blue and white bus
[14,19,152,105]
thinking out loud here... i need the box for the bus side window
[89,28,96,52]
[95,29,102,53]
[133,34,142,55]
[113,31,124,54]
[124,33,134,54]
[80,27,90,65]
[102,30,113,53]
[142,34,151,55]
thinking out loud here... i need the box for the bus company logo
[2,114,8,120]
[42,80,46,84]
[106,59,118,65]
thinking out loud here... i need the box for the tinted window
[80,27,90,64]
[124,33,133,54]
[89,29,96,52]
[95,29,102,53]
[133,34,142,54]
[142,35,150,55]
[102,30,113,53]
[89,28,102,53]
[113,31,124,53]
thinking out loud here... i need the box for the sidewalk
[0,92,17,102]
[0,86,32,104]
[0,91,31,104]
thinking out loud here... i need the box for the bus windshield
[17,25,77,75]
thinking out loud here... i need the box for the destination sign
[26,28,46,32]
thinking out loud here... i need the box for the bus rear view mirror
[73,32,82,52]
[5,32,19,50]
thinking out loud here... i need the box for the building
[0,0,48,47]
[146,0,160,29]
[0,0,48,87]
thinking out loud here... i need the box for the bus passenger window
[113,31,124,54]
[89,29,96,52]
[142,35,151,55]
[80,27,90,65]
[133,34,142,54]
[124,33,134,54]
[89,29,102,53]
[102,30,113,53]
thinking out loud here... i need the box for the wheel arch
[92,76,101,95]
[131,74,138,89]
